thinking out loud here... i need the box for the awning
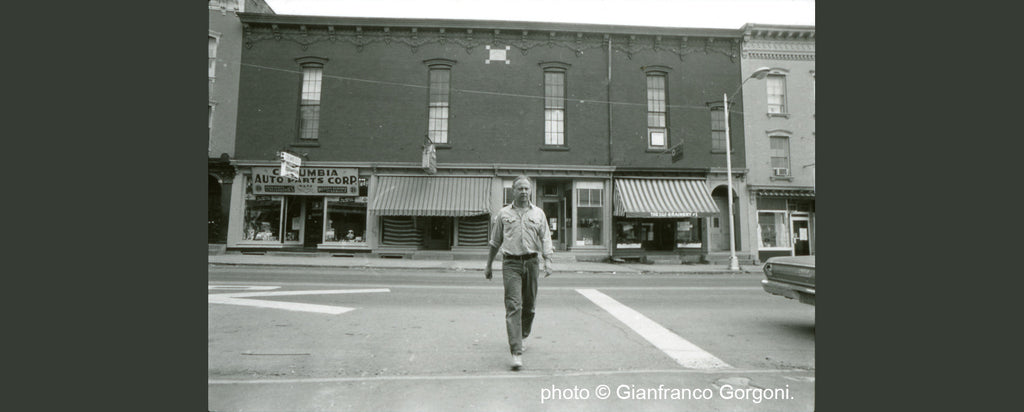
[369,176,491,217]
[614,178,720,218]
[755,188,815,198]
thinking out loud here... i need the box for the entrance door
[792,217,810,256]
[423,217,452,250]
[542,201,564,251]
[303,197,324,247]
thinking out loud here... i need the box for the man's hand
[544,258,554,278]
[484,267,492,280]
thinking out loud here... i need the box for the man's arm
[538,209,555,277]
[485,213,503,280]
[484,245,499,280]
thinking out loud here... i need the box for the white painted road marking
[208,285,281,291]
[576,288,732,370]
[209,288,390,315]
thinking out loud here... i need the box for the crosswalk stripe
[576,288,732,370]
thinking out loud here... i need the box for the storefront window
[615,220,642,249]
[243,197,282,242]
[324,197,368,245]
[675,219,702,248]
[575,183,603,246]
[758,211,791,248]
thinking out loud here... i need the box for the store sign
[279,151,302,179]
[635,211,699,218]
[422,140,437,175]
[252,167,359,196]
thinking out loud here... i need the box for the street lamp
[724,66,771,270]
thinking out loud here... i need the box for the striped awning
[614,178,720,218]
[755,188,815,198]
[369,176,491,217]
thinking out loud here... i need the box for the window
[428,67,450,144]
[646,72,668,148]
[575,182,603,246]
[758,211,791,248]
[297,60,325,140]
[710,105,727,152]
[544,70,566,145]
[770,136,791,176]
[767,74,787,114]
[208,33,219,79]
[424,59,455,144]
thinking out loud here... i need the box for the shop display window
[575,184,603,246]
[758,211,791,248]
[324,197,368,246]
[615,221,642,249]
[243,197,282,242]
[675,219,702,248]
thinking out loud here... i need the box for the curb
[207,261,761,275]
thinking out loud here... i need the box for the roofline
[238,13,744,38]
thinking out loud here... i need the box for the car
[761,255,815,305]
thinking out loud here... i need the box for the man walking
[484,175,554,371]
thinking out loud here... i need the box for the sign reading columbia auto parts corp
[252,167,358,196]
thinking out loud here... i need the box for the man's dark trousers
[502,255,539,355]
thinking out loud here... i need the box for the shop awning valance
[613,178,720,218]
[755,188,816,198]
[369,176,491,217]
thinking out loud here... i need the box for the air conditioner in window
[773,167,790,176]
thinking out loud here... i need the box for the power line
[240,62,754,113]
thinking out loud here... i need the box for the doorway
[303,197,324,247]
[537,179,569,251]
[422,217,452,250]
[792,216,810,256]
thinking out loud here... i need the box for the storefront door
[423,217,452,250]
[792,217,810,256]
[542,200,565,251]
[303,197,324,247]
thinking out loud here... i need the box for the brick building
[226,13,760,263]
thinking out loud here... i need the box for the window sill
[540,146,569,151]
[645,148,668,153]
[767,113,791,119]
[432,143,452,150]
[770,176,794,181]
[291,141,320,147]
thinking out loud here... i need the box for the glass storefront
[615,218,702,251]
[324,197,368,247]
[238,169,368,248]
[575,182,604,247]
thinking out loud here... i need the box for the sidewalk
[208,252,763,275]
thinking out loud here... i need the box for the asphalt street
[209,266,815,411]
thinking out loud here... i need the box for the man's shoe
[511,354,523,371]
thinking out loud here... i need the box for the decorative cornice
[241,20,740,62]
[741,24,815,61]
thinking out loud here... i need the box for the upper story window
[770,135,791,177]
[208,32,220,80]
[710,105,728,152]
[540,62,570,146]
[767,74,788,115]
[425,59,456,145]
[644,67,671,149]
[296,57,328,141]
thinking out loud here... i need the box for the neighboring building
[209,0,275,244]
[739,24,815,262]
[227,13,758,263]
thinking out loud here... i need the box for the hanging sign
[422,137,437,175]
[279,151,302,179]
[252,167,359,196]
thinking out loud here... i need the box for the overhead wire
[241,62,754,114]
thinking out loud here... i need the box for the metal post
[724,92,740,271]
